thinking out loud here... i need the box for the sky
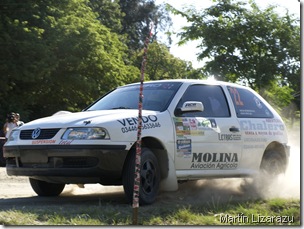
[155,0,301,68]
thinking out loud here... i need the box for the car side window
[176,85,230,117]
[228,86,273,118]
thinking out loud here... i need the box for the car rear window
[227,86,273,118]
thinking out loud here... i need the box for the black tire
[29,178,65,196]
[122,147,160,205]
[251,150,287,197]
[260,150,286,177]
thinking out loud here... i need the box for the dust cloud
[62,183,124,197]
[259,126,300,199]
[158,126,300,205]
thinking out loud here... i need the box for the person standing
[3,112,18,141]
[15,113,24,126]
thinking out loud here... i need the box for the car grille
[6,157,99,168]
[20,128,61,140]
[61,157,98,168]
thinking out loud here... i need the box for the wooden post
[132,24,153,225]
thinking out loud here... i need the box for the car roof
[122,79,250,90]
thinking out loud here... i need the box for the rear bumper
[4,144,128,184]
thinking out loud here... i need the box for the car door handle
[229,127,240,132]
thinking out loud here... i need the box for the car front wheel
[29,178,65,196]
[122,147,160,205]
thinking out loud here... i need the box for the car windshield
[86,82,182,112]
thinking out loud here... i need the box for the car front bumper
[4,144,128,185]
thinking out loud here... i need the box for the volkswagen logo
[32,128,41,139]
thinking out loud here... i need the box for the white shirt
[5,122,18,139]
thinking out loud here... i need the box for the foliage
[88,0,123,33]
[131,41,206,80]
[119,0,172,52]
[0,0,300,124]
[261,80,294,109]
[169,0,300,110]
[0,0,189,124]
[0,0,139,121]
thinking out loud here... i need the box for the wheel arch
[123,136,178,191]
[260,141,289,171]
[131,137,169,180]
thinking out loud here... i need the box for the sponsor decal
[189,118,197,129]
[240,120,284,131]
[238,109,255,116]
[185,103,197,108]
[83,120,91,125]
[244,137,267,142]
[265,118,282,123]
[209,119,217,128]
[32,139,56,144]
[218,133,241,141]
[188,118,205,136]
[117,115,161,133]
[254,97,263,109]
[240,120,284,136]
[59,140,74,145]
[191,152,238,170]
[144,83,175,89]
[176,139,191,158]
[229,87,244,106]
[174,118,191,137]
[173,117,217,138]
[197,118,217,128]
[243,144,264,149]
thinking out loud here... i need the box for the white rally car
[4,79,290,205]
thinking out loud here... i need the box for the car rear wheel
[260,150,286,177]
[29,178,65,196]
[252,150,286,196]
[122,147,160,205]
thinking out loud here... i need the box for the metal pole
[132,24,153,225]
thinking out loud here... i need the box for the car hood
[20,110,158,129]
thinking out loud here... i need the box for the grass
[0,198,300,226]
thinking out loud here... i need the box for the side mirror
[175,101,204,116]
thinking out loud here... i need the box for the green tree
[0,0,56,121]
[0,0,139,122]
[131,41,206,81]
[169,0,300,111]
[119,0,172,52]
[88,0,123,33]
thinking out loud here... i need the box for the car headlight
[61,127,110,140]
[8,129,20,142]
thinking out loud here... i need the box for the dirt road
[0,168,268,209]
[0,168,128,208]
[0,162,300,210]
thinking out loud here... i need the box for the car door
[226,85,280,171]
[173,84,243,172]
